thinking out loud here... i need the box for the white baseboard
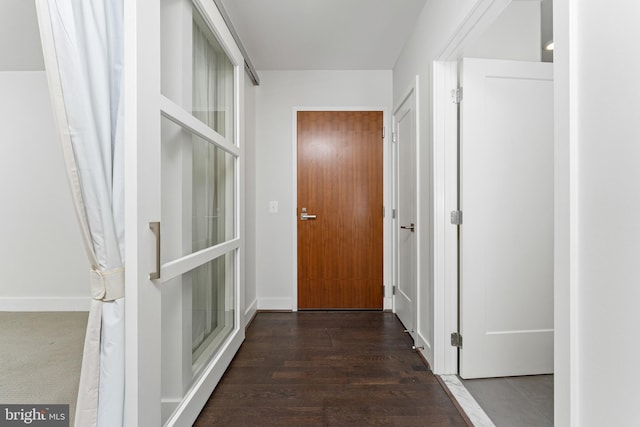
[257,297,292,311]
[244,298,258,327]
[417,330,434,367]
[0,297,91,312]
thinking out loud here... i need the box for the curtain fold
[35,1,124,426]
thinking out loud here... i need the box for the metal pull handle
[300,207,317,221]
[400,223,415,232]
[149,221,160,279]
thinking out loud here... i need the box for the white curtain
[35,1,124,426]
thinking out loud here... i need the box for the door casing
[431,0,513,375]
[392,81,419,344]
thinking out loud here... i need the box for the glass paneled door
[124,1,244,425]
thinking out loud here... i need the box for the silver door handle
[149,221,160,279]
[300,207,317,221]
[400,223,415,232]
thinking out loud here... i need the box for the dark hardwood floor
[195,311,469,426]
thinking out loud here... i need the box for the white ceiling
[219,0,428,70]
[0,0,549,73]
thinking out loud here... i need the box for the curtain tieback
[90,267,125,301]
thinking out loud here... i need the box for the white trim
[244,298,258,325]
[431,0,516,376]
[0,297,91,312]
[257,297,293,311]
[568,4,580,424]
[291,106,391,312]
[391,78,421,354]
[160,95,240,157]
[554,0,579,425]
[416,330,433,359]
[157,238,241,283]
[164,329,243,426]
[192,0,243,65]
[432,60,459,375]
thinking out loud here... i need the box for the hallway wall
[463,0,541,61]
[555,1,640,425]
[0,71,87,310]
[392,0,481,368]
[254,70,392,310]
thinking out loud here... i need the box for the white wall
[555,1,640,425]
[464,0,541,62]
[0,72,87,311]
[254,70,392,310]
[393,0,480,367]
[244,72,257,323]
[0,0,44,71]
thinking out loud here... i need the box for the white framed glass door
[124,0,245,425]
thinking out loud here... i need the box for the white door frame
[431,0,512,376]
[433,0,579,426]
[433,0,512,375]
[432,1,577,423]
[392,78,420,345]
[290,107,393,311]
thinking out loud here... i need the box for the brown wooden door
[297,111,383,309]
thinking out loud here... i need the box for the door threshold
[437,375,495,427]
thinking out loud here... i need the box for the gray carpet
[0,312,87,426]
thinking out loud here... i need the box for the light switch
[269,201,279,213]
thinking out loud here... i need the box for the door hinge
[451,332,463,348]
[383,206,385,218]
[450,210,463,225]
[392,208,397,219]
[382,126,386,139]
[392,285,396,295]
[451,87,463,104]
[392,132,397,143]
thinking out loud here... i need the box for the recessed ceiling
[219,0,428,70]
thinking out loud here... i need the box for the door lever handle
[400,223,415,232]
[300,207,317,221]
[149,221,161,279]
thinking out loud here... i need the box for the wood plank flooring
[195,311,468,426]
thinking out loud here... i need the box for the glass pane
[160,2,235,141]
[193,7,235,140]
[191,252,235,372]
[161,116,236,262]
[161,251,236,424]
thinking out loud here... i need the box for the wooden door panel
[298,111,383,309]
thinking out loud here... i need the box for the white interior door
[459,58,554,379]
[125,1,244,425]
[394,88,417,340]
